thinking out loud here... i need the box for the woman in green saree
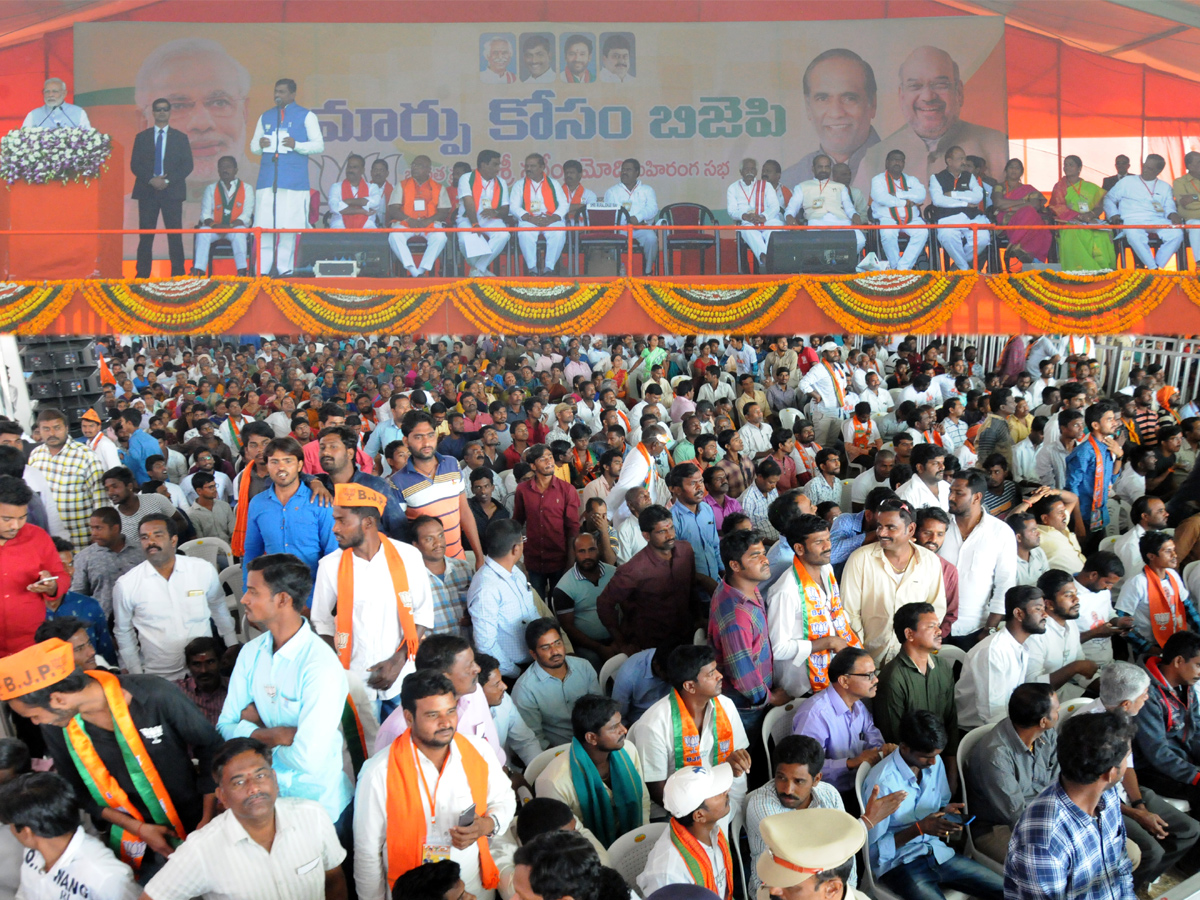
[1049,154,1117,270]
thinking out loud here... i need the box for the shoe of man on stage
[251,77,324,275]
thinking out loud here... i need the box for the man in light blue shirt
[217,553,354,842]
[668,462,722,589]
[22,78,92,129]
[116,410,161,485]
[512,618,600,749]
[467,518,538,677]
[863,709,1004,900]
[363,394,407,474]
[611,647,671,725]
[243,437,338,588]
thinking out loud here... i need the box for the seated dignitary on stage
[386,155,449,277]
[603,159,660,275]
[785,154,866,254]
[870,150,928,270]
[192,155,254,276]
[727,158,783,268]
[457,150,511,277]
[329,153,381,229]
[928,145,990,270]
[1104,154,1184,271]
[509,153,568,275]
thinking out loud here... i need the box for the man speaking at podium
[22,78,91,130]
[251,77,324,275]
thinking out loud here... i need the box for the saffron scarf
[523,178,558,215]
[850,417,871,449]
[342,697,369,776]
[401,177,440,219]
[470,171,502,210]
[231,464,255,555]
[385,731,498,888]
[1146,567,1187,647]
[821,360,846,408]
[669,818,733,900]
[567,736,644,848]
[566,184,588,205]
[636,442,655,490]
[885,172,911,224]
[340,180,370,229]
[669,690,733,769]
[224,415,244,453]
[796,443,822,478]
[335,539,420,670]
[922,429,944,447]
[792,558,860,690]
[1086,435,1108,531]
[64,671,186,869]
[212,180,245,227]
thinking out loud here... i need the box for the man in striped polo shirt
[391,410,484,566]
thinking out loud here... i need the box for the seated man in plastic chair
[784,154,866,256]
[457,149,511,277]
[328,153,381,230]
[603,158,659,275]
[1104,153,1184,271]
[192,155,255,276]
[509,153,569,276]
[727,158,782,269]
[928,145,990,271]
[386,154,450,278]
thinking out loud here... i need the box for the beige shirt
[840,542,947,665]
[1037,525,1087,574]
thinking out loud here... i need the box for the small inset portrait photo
[519,32,557,83]
[480,33,517,84]
[598,32,636,83]
[560,33,596,84]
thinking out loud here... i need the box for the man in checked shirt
[26,408,106,547]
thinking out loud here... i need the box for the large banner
[74,18,1005,246]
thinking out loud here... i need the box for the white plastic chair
[933,644,967,681]
[1098,534,1118,554]
[609,822,668,897]
[524,743,570,785]
[1106,497,1123,537]
[729,812,749,900]
[762,700,799,774]
[600,653,628,697]
[780,408,802,431]
[839,478,854,512]
[956,722,1004,876]
[854,762,970,900]
[694,627,708,646]
[218,564,245,638]
[178,537,234,571]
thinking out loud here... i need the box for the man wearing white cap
[757,807,868,900]
[637,763,735,899]
[799,343,855,448]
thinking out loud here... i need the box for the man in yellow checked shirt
[3,638,223,877]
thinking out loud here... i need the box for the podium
[0,142,124,280]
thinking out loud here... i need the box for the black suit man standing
[130,97,193,278]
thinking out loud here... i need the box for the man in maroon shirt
[0,475,67,656]
[514,443,580,599]
[598,504,701,653]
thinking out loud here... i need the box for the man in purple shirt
[791,646,896,812]
[703,465,745,532]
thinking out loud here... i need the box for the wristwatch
[1131,799,1147,809]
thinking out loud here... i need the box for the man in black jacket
[1134,630,1200,808]
[130,97,193,278]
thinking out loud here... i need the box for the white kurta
[508,176,570,270]
[195,178,256,271]
[456,172,511,266]
[328,179,382,229]
[727,178,782,261]
[250,110,324,274]
[602,180,660,273]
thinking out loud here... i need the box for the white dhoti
[458,219,510,272]
[807,218,866,254]
[388,229,448,273]
[193,230,248,271]
[937,212,991,270]
[1124,220,1183,269]
[516,221,567,272]
[737,217,782,262]
[879,225,929,269]
[628,228,657,274]
[256,188,309,275]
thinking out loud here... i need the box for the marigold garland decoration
[1173,274,1200,313]
[628,279,800,333]
[80,277,258,335]
[261,280,446,335]
[451,280,624,334]
[993,270,1174,334]
[802,271,977,333]
[0,281,75,333]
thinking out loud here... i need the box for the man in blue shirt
[467,518,538,678]
[668,462,721,591]
[243,437,338,589]
[1066,399,1123,555]
[217,553,353,843]
[115,409,160,485]
[863,709,1004,900]
[611,646,671,725]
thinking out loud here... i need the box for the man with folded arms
[387,155,450,278]
[509,153,568,276]
[4,638,223,876]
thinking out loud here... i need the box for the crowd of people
[2,329,1200,900]
[19,69,1187,279]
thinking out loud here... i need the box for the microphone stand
[268,101,283,277]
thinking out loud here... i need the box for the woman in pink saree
[993,158,1053,262]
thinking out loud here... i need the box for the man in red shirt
[514,443,580,599]
[0,475,67,656]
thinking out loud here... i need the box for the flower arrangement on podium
[0,127,112,185]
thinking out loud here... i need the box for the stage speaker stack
[765,231,858,274]
[18,337,103,433]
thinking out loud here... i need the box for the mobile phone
[34,575,59,585]
[942,813,974,827]
[458,803,476,827]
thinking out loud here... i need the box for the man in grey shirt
[69,506,142,616]
[965,682,1060,862]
